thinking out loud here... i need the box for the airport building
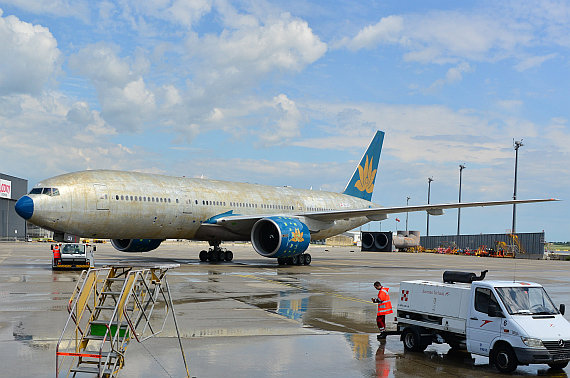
[0,173,27,241]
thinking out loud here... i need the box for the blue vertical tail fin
[342,131,384,201]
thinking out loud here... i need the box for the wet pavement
[0,241,569,377]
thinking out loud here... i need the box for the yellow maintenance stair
[56,264,189,377]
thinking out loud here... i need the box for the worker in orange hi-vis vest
[53,244,61,266]
[372,281,393,340]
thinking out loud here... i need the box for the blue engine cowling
[111,239,163,252]
[251,217,310,258]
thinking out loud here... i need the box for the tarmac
[1,241,569,377]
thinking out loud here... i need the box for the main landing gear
[277,253,311,266]
[199,242,233,262]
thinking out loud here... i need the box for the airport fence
[420,232,545,259]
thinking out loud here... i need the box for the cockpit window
[29,187,60,196]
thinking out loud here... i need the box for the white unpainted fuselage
[27,170,374,241]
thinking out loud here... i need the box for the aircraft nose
[15,196,34,220]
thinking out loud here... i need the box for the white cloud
[337,15,404,50]
[0,10,60,95]
[188,12,327,84]
[0,93,140,182]
[105,0,212,29]
[69,43,131,86]
[69,44,156,131]
[258,94,302,146]
[2,0,90,21]
[166,0,211,26]
[424,62,474,92]
[339,10,533,65]
[497,99,523,112]
[514,53,557,71]
[298,102,516,165]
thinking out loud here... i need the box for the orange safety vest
[377,287,393,316]
[53,245,61,259]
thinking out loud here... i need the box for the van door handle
[470,317,478,320]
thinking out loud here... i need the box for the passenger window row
[113,195,299,211]
[115,195,172,203]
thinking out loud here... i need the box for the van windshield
[495,287,559,315]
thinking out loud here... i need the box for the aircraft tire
[291,255,299,265]
[199,250,208,262]
[216,250,224,262]
[303,254,311,265]
[207,250,215,261]
[277,258,286,265]
[224,251,233,261]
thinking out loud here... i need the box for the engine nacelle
[111,239,163,252]
[251,217,310,258]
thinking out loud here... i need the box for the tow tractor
[51,243,95,270]
[396,271,570,373]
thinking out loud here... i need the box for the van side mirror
[93,246,96,252]
[560,304,565,316]
[488,304,504,318]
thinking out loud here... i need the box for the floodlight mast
[426,177,434,236]
[405,196,411,233]
[512,140,524,233]
[457,164,466,235]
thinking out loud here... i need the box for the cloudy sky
[0,0,568,240]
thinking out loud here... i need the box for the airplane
[15,131,556,265]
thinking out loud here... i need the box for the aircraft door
[182,190,193,214]
[93,184,109,210]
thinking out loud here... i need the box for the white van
[396,271,570,373]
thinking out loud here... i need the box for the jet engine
[111,239,163,252]
[251,217,310,258]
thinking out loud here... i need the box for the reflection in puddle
[276,296,309,321]
[346,333,372,360]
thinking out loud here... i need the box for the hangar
[0,173,27,241]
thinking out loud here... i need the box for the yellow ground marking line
[236,274,372,305]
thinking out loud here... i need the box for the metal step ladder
[56,264,189,377]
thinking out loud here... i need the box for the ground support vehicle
[51,243,95,270]
[396,271,570,373]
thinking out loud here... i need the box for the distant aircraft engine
[111,239,163,252]
[251,217,310,258]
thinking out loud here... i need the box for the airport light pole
[426,177,434,237]
[457,164,466,235]
[512,140,523,233]
[405,196,410,234]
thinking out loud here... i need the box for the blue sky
[0,0,568,240]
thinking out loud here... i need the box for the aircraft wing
[303,198,558,222]
[213,198,558,234]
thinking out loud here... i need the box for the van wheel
[548,361,568,370]
[402,327,427,352]
[492,344,518,373]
